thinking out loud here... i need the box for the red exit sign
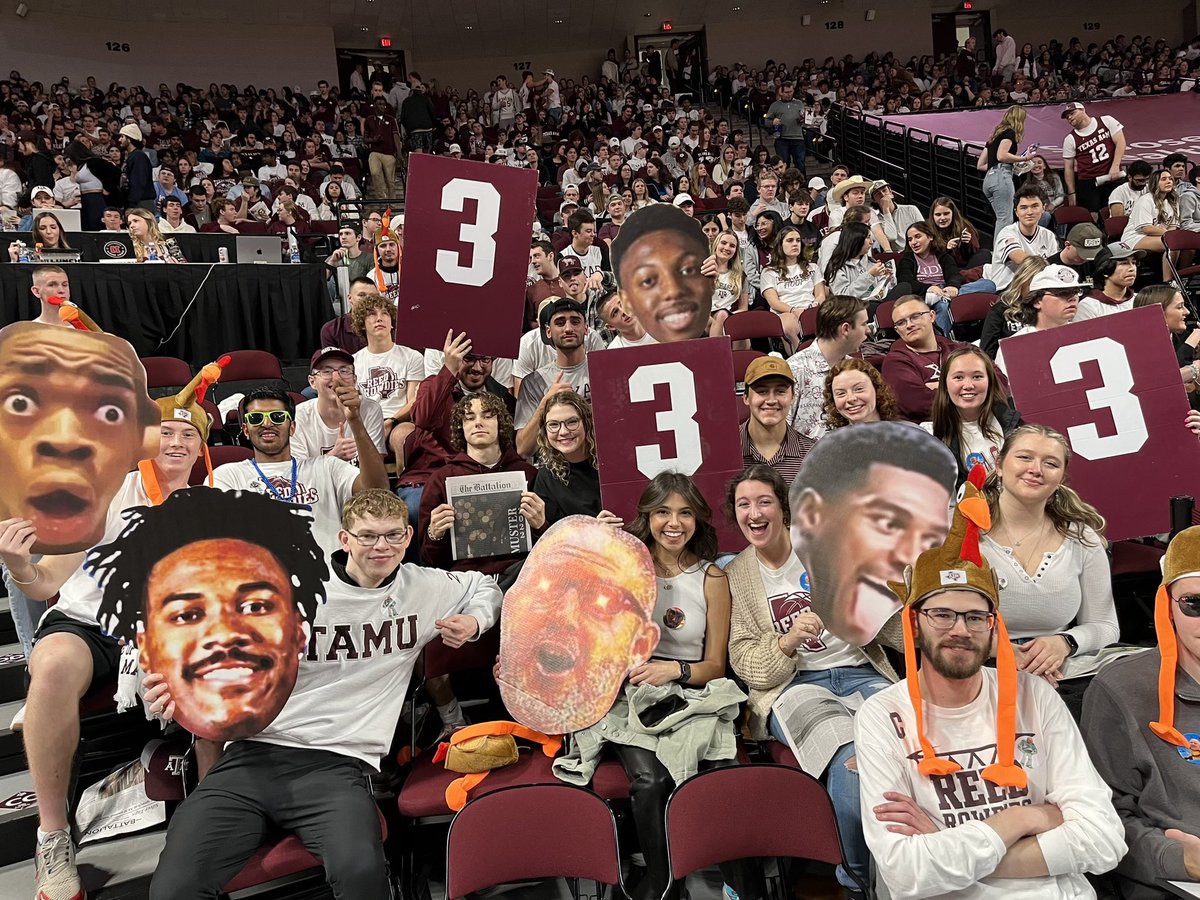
[380,36,392,48]
[661,20,672,31]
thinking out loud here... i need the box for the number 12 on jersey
[395,154,537,359]
[590,338,747,550]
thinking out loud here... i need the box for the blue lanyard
[250,458,297,503]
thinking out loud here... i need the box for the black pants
[149,742,388,900]
[1074,177,1114,215]
[616,745,764,900]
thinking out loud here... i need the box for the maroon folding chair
[1164,229,1200,284]
[209,350,290,406]
[723,310,783,342]
[1104,215,1129,241]
[445,784,624,899]
[950,292,999,343]
[731,349,766,389]
[797,306,819,340]
[140,356,193,395]
[1052,205,1094,229]
[875,299,896,330]
[191,444,251,485]
[666,763,867,897]
[223,808,388,898]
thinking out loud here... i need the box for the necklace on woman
[1002,518,1049,573]
[1001,518,1045,548]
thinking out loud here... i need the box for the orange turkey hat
[150,356,230,487]
[1150,526,1200,749]
[887,464,1026,789]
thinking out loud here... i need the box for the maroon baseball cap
[310,346,354,369]
[558,255,584,278]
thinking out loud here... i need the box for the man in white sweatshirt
[143,489,502,900]
[853,487,1124,900]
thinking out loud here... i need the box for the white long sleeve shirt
[855,669,1125,900]
[248,560,501,768]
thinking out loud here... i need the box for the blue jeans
[959,278,998,295]
[4,558,46,658]
[929,296,954,338]
[768,664,890,891]
[774,137,807,174]
[983,164,1015,231]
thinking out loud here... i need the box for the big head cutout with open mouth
[499,515,660,734]
[0,306,159,554]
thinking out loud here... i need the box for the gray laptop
[235,235,284,264]
[54,208,82,232]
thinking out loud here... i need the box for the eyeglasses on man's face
[919,607,995,632]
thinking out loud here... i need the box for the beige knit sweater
[726,546,900,740]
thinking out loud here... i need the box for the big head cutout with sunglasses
[789,423,958,647]
[0,305,160,554]
[499,516,660,734]
[86,488,328,742]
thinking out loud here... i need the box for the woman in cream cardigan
[725,464,896,898]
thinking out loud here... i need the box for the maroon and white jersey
[1061,115,1123,180]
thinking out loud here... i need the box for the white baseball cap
[447,143,462,154]
[808,176,827,189]
[672,193,695,207]
[1028,264,1089,292]
[668,136,681,148]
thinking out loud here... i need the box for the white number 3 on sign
[436,178,501,287]
[629,362,703,477]
[1049,337,1147,460]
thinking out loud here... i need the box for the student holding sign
[420,392,543,575]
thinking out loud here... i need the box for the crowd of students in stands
[4,23,1200,900]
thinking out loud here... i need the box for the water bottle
[147,243,160,263]
[288,229,300,264]
[17,242,30,263]
[290,245,301,265]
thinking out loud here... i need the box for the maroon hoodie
[882,335,970,422]
[418,447,538,575]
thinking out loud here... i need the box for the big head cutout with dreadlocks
[0,299,159,553]
[85,488,328,742]
[789,422,958,647]
[498,515,659,734]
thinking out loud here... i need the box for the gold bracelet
[9,566,39,585]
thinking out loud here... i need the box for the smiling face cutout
[499,516,659,734]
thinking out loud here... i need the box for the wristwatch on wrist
[676,661,692,685]
[1059,633,1079,657]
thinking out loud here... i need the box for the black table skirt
[0,263,333,367]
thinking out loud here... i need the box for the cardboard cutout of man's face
[499,516,659,734]
[617,229,713,343]
[138,537,307,741]
[0,323,159,553]
[791,426,954,647]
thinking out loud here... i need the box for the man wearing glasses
[213,386,388,554]
[293,347,386,466]
[855,488,1124,900]
[883,295,971,423]
[144,489,501,900]
[1082,526,1200,899]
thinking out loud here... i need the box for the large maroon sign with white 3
[396,154,537,359]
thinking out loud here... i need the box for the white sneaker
[34,829,84,900]
[10,703,25,732]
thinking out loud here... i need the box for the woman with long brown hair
[981,424,1117,684]
[926,346,1021,486]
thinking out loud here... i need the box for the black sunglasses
[1176,595,1200,618]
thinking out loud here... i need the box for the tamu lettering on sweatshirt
[246,563,502,769]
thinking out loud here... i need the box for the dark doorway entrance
[633,29,708,100]
[335,48,407,98]
[931,10,993,74]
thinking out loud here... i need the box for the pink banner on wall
[880,93,1200,167]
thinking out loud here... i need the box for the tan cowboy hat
[828,174,871,206]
